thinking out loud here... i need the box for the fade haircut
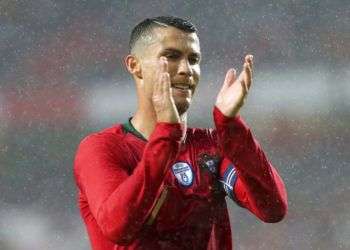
[129,16,197,53]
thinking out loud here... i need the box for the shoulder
[73,124,131,184]
[74,124,130,172]
[76,124,127,156]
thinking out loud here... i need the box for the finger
[245,54,253,68]
[248,54,253,71]
[241,80,248,95]
[159,56,168,73]
[237,67,245,85]
[156,57,165,83]
[221,68,236,91]
[162,72,171,95]
[153,76,160,97]
[159,72,169,100]
[246,55,253,79]
[168,77,174,101]
[153,70,163,96]
[163,72,176,105]
[154,57,165,89]
[244,62,252,90]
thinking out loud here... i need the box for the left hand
[215,55,253,117]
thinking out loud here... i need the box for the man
[74,16,288,250]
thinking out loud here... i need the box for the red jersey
[73,107,287,250]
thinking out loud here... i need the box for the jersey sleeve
[213,106,288,223]
[73,122,183,245]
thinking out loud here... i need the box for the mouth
[171,83,192,91]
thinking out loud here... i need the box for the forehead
[150,26,200,53]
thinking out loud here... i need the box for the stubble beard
[174,96,191,116]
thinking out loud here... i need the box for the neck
[131,99,187,141]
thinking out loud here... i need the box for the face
[139,26,201,115]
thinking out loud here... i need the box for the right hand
[152,57,180,123]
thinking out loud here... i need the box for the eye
[189,57,200,65]
[166,53,180,60]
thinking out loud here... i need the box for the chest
[128,138,222,199]
[165,143,221,197]
[143,142,224,232]
[125,134,225,230]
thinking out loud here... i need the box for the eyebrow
[162,47,201,59]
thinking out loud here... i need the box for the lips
[171,83,192,91]
[172,86,192,98]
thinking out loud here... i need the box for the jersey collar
[122,117,147,141]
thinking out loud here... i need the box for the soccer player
[74,16,288,250]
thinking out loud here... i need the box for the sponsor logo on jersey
[171,162,194,187]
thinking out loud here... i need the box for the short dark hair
[129,16,197,52]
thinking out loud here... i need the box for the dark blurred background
[0,0,349,249]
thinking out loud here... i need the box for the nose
[178,59,193,77]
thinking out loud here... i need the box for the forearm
[234,164,287,222]
[75,122,183,244]
[214,106,288,221]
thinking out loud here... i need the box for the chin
[175,100,191,115]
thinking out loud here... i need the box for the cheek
[141,62,158,90]
[142,61,157,79]
[193,66,200,84]
[166,63,178,78]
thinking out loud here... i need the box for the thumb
[220,68,236,91]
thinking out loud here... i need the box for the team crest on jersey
[171,162,194,187]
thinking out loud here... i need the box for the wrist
[214,104,240,118]
[156,115,180,124]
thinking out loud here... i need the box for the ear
[124,54,143,79]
